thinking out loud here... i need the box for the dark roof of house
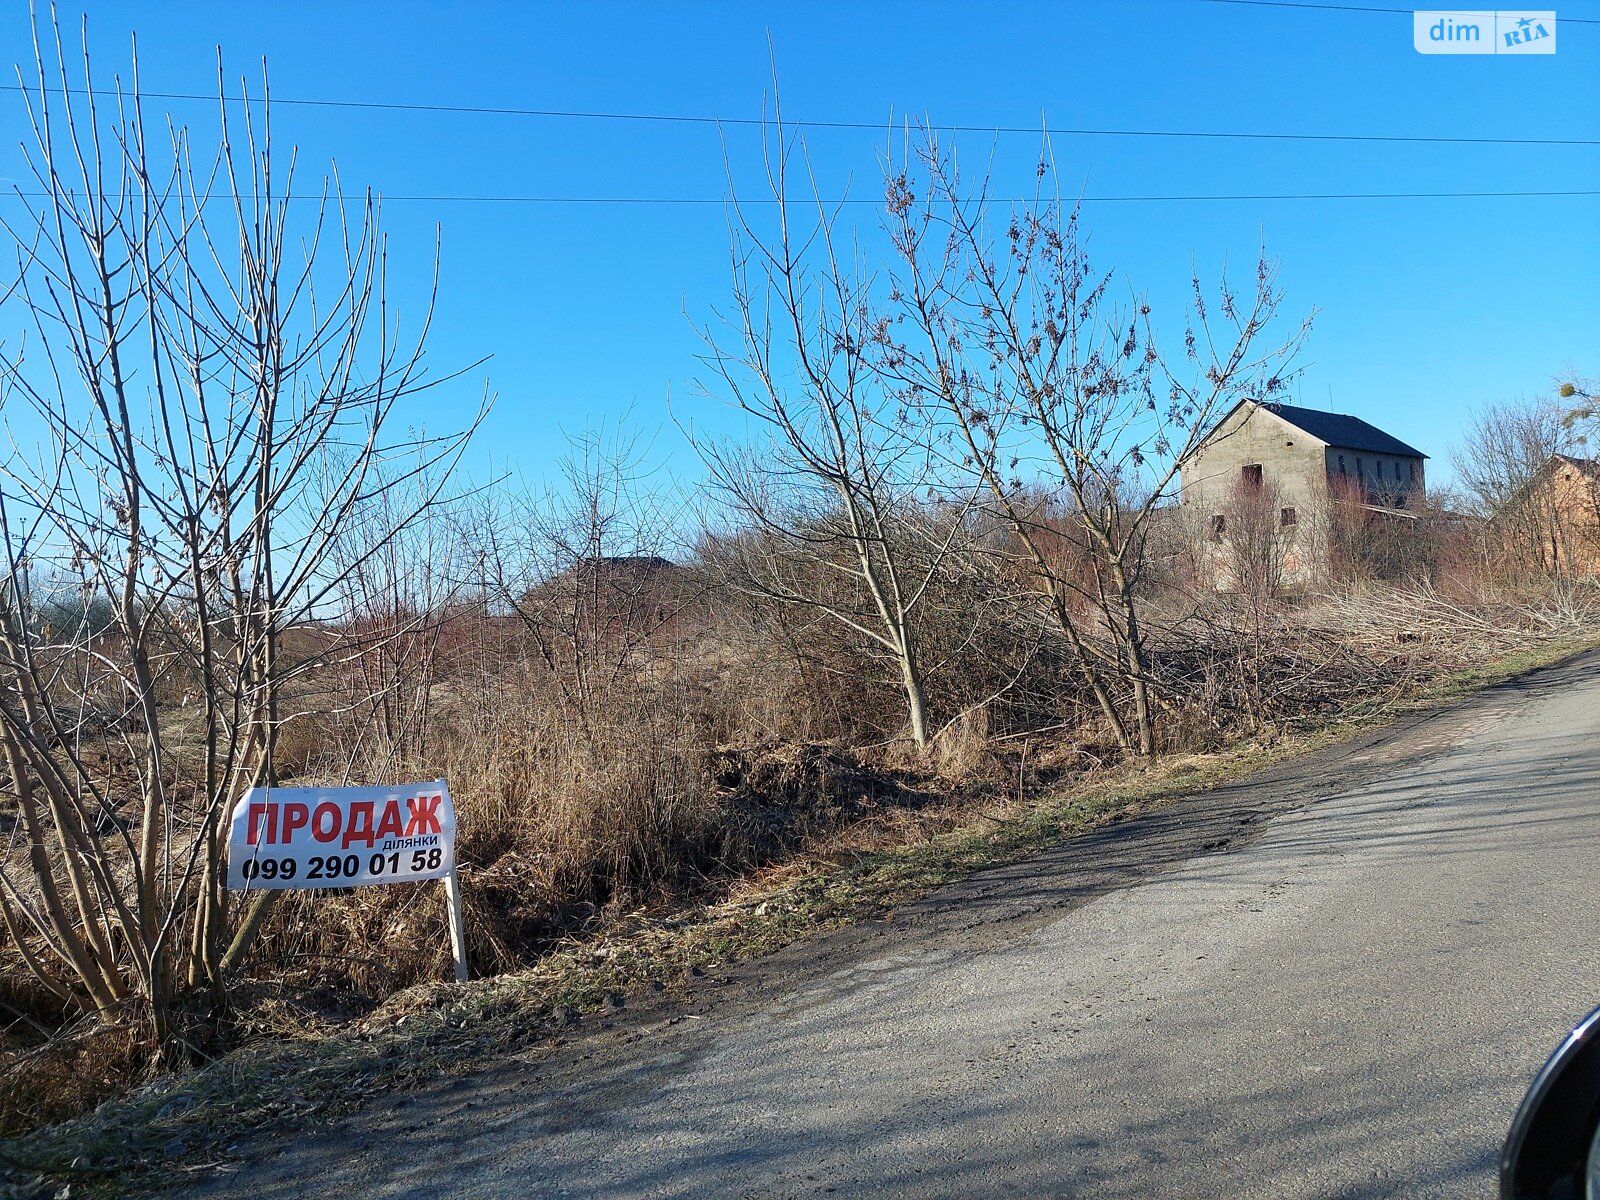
[586,555,676,572]
[1258,401,1428,459]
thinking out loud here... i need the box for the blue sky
[1,1,1596,493]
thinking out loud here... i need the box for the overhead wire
[2,1,1593,211]
[0,83,1595,148]
[2,187,1595,206]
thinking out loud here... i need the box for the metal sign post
[226,778,468,982]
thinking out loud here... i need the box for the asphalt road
[187,653,1600,1199]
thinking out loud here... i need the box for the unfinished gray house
[1178,399,1428,589]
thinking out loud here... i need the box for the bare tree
[1559,375,1597,409]
[878,130,1309,755]
[315,454,472,781]
[1220,475,1289,604]
[1454,397,1570,515]
[0,15,481,1059]
[1453,396,1580,578]
[470,425,694,744]
[692,114,979,750]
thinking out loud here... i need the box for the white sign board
[226,781,456,890]
[226,780,468,980]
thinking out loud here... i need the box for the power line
[310,188,1600,204]
[1,83,1596,148]
[5,188,1596,206]
[1195,0,1600,25]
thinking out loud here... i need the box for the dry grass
[0,1023,146,1140]
[5,626,1594,1197]
[4,573,1599,1177]
[228,654,944,1013]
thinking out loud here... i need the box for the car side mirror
[1504,1005,1600,1199]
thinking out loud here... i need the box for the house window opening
[1281,507,1297,528]
[1241,464,1263,490]
[1210,514,1226,542]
